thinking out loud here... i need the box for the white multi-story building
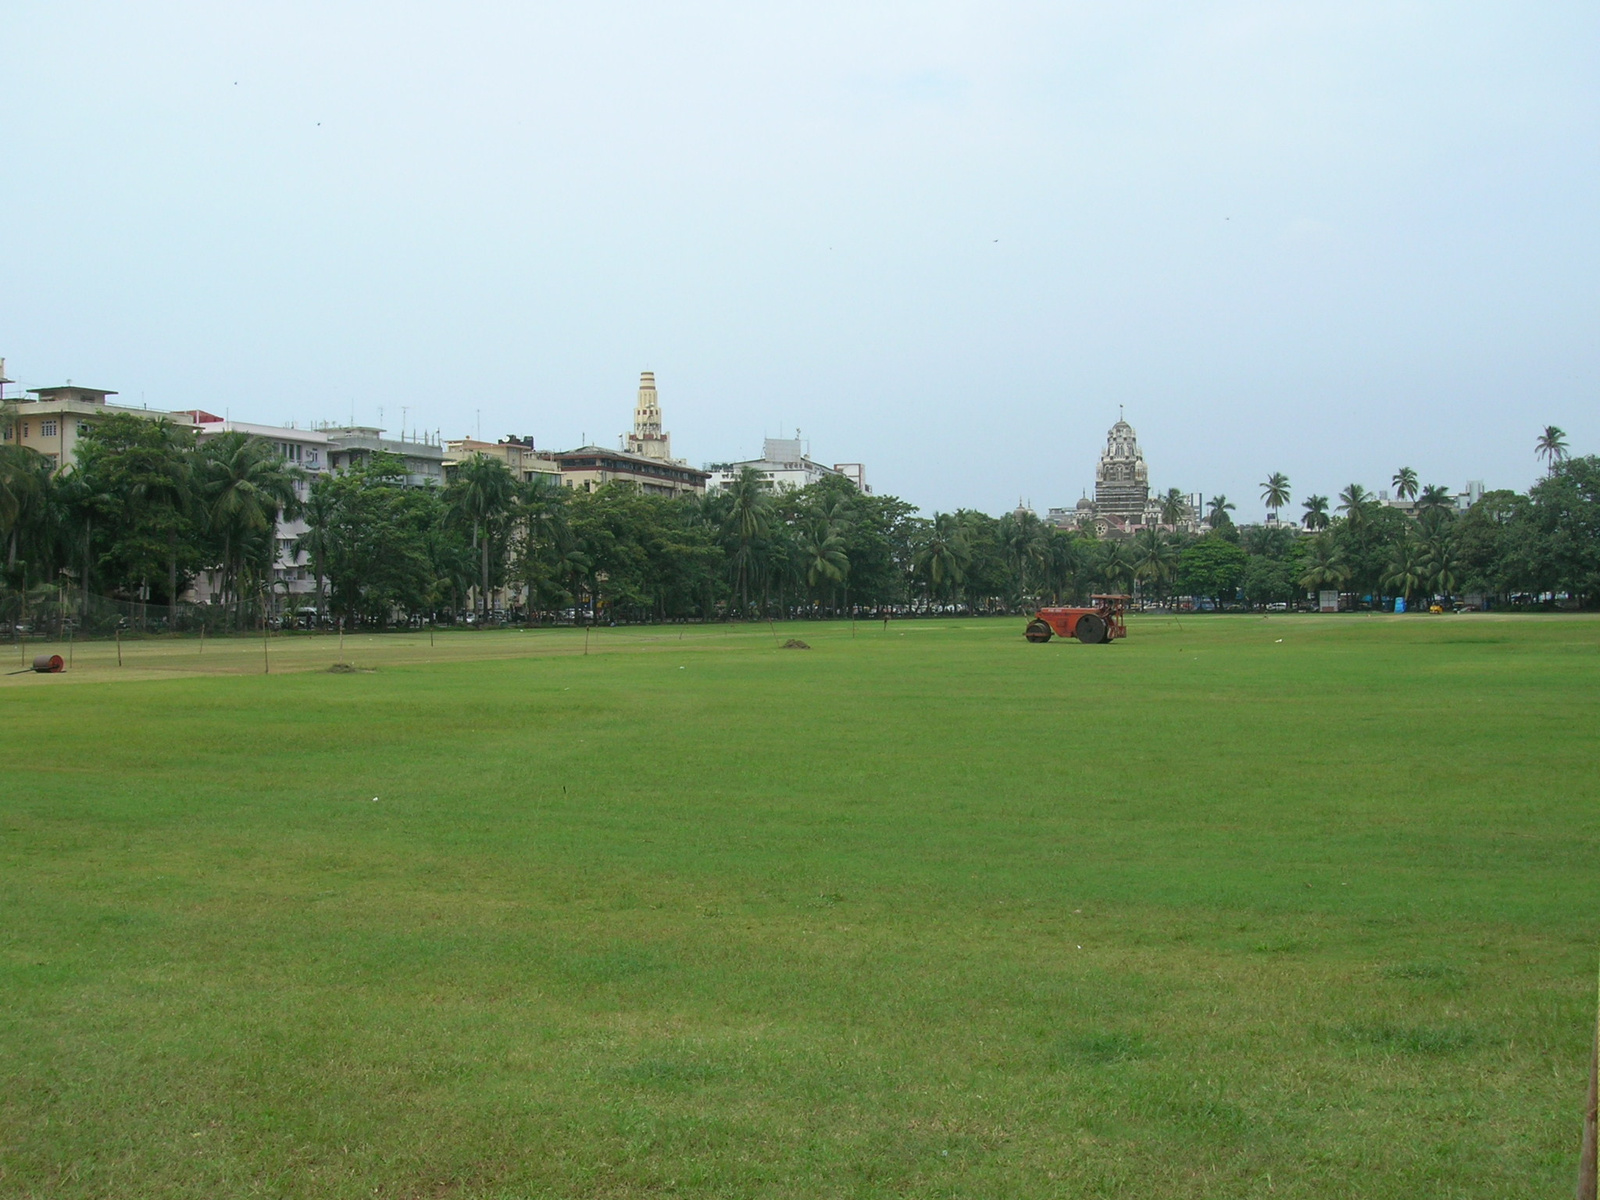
[187,417,333,602]
[705,437,871,494]
[185,417,450,605]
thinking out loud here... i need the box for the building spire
[625,370,674,462]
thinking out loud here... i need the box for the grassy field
[2,614,1598,1197]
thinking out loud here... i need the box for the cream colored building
[443,436,560,483]
[555,446,708,497]
[2,383,188,472]
[625,371,677,462]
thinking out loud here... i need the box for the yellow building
[443,436,561,483]
[1,384,187,472]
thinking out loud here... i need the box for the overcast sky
[3,3,1596,516]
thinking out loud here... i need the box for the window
[44,453,58,469]
[2,425,10,441]
[77,421,91,436]
[21,422,28,438]
[41,419,57,438]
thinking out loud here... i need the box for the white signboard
[1318,590,1340,613]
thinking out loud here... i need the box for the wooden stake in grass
[199,624,204,655]
[583,623,590,657]
[339,619,345,660]
[263,614,270,675]
[116,628,122,667]
[1579,956,1600,1200]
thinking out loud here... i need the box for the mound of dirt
[326,662,372,674]
[781,639,811,650]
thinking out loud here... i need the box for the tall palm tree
[294,478,340,617]
[913,512,970,602]
[797,517,849,605]
[1097,540,1135,595]
[130,421,196,609]
[1301,494,1330,531]
[1337,483,1371,531]
[0,445,48,578]
[998,509,1042,600]
[1132,528,1177,602]
[1391,467,1419,503]
[720,465,772,617]
[448,454,517,619]
[1382,535,1426,606]
[1206,495,1236,527]
[1415,483,1454,532]
[197,432,302,623]
[1297,536,1349,594]
[1424,534,1460,601]
[1260,473,1291,520]
[1535,425,1568,474]
[1158,487,1189,528]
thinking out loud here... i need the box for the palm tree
[1097,540,1135,595]
[294,478,340,617]
[1337,483,1372,531]
[1260,473,1291,520]
[130,421,197,610]
[913,512,970,603]
[1415,484,1454,532]
[1424,534,1460,602]
[197,432,302,624]
[1206,495,1236,527]
[720,465,772,617]
[448,454,517,620]
[1382,535,1427,606]
[1301,494,1330,531]
[0,445,48,578]
[1535,425,1568,474]
[1131,528,1177,602]
[1297,535,1349,594]
[797,517,849,606]
[1395,467,1420,505]
[998,509,1043,601]
[1158,487,1189,528]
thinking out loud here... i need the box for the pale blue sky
[3,3,1596,515]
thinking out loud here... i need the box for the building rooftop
[25,385,119,402]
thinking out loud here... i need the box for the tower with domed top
[1093,412,1149,522]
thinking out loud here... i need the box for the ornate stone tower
[625,371,672,461]
[1093,417,1149,522]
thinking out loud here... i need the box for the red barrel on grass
[32,654,64,673]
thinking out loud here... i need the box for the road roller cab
[1024,595,1129,645]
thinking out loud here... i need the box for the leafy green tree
[1206,495,1236,527]
[1525,456,1600,605]
[1176,535,1247,603]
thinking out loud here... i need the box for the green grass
[2,614,1598,1197]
